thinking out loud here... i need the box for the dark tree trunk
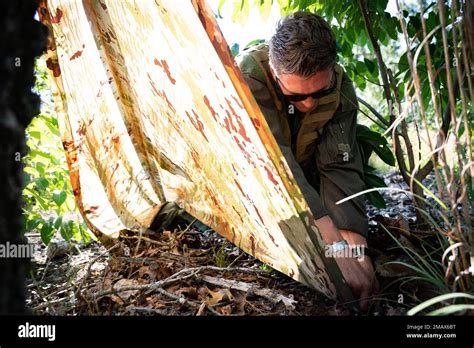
[0,1,47,314]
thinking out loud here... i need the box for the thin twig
[227,251,245,268]
[33,296,70,311]
[154,287,222,316]
[75,242,120,298]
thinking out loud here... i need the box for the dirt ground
[25,172,448,316]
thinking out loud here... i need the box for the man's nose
[301,97,316,109]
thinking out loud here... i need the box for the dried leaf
[111,278,140,303]
[138,266,154,279]
[219,304,233,315]
[205,288,233,306]
[176,286,199,300]
[232,292,247,315]
[396,217,411,235]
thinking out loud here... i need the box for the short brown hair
[269,12,336,78]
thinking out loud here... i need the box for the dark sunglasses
[276,73,337,102]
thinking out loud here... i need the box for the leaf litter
[25,172,460,316]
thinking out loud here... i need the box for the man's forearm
[315,215,368,246]
[314,215,345,244]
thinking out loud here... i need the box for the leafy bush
[23,57,92,245]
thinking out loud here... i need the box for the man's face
[272,68,334,113]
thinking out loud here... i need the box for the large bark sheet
[38,0,353,302]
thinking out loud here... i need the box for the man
[237,12,377,310]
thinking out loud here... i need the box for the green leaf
[363,164,377,173]
[363,170,388,208]
[357,128,395,166]
[355,60,367,74]
[365,172,387,188]
[28,131,42,140]
[426,11,438,32]
[427,304,474,316]
[355,74,366,90]
[79,223,91,244]
[26,218,43,231]
[29,149,58,165]
[53,216,63,229]
[278,0,291,15]
[385,17,399,41]
[25,187,49,211]
[217,0,226,17]
[366,190,386,208]
[408,175,448,211]
[53,190,67,207]
[364,58,376,74]
[232,0,250,24]
[257,0,272,21]
[367,0,388,12]
[408,293,474,315]
[71,222,82,242]
[41,116,60,136]
[398,51,408,70]
[40,222,55,245]
[357,129,388,146]
[35,162,46,175]
[372,142,396,166]
[244,38,266,49]
[60,220,74,241]
[24,166,39,177]
[408,16,421,37]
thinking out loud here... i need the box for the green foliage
[220,0,473,312]
[379,223,451,303]
[356,125,394,208]
[23,57,92,246]
[407,292,474,315]
[357,125,395,166]
[210,241,231,267]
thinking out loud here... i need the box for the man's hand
[341,229,380,298]
[333,256,373,311]
[314,216,377,312]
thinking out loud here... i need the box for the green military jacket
[237,43,368,237]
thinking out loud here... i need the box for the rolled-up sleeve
[315,108,368,237]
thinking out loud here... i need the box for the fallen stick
[200,275,297,310]
[75,242,120,298]
[33,296,71,311]
[88,265,270,303]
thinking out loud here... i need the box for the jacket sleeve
[241,73,329,220]
[314,107,369,238]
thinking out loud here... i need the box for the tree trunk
[0,1,47,314]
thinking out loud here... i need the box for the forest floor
[25,171,449,316]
